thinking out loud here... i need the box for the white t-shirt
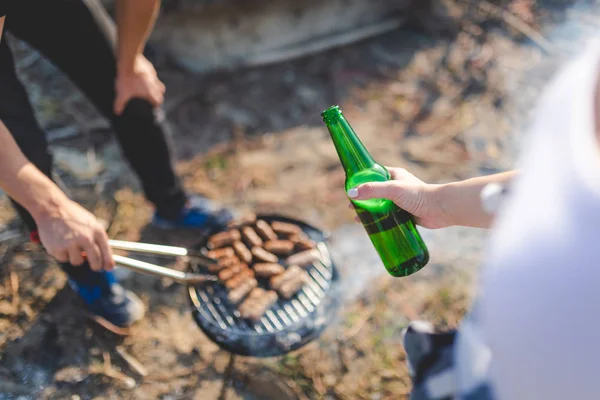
[455,39,600,399]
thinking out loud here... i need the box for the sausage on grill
[263,240,294,256]
[289,235,317,251]
[255,220,278,241]
[242,226,263,248]
[225,268,254,289]
[286,249,320,267]
[271,221,303,236]
[208,258,237,273]
[218,263,248,281]
[218,255,240,268]
[251,247,279,263]
[269,265,303,290]
[207,247,235,259]
[277,272,308,299]
[233,241,253,264]
[208,230,241,249]
[253,263,285,278]
[239,289,278,322]
[228,278,258,304]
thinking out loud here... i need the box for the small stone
[12,254,32,270]
[54,366,88,384]
[0,300,15,316]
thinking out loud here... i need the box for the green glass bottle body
[321,105,429,277]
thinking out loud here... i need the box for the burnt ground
[0,1,591,399]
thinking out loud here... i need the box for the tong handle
[113,254,189,283]
[113,255,217,284]
[109,240,188,257]
[108,239,218,266]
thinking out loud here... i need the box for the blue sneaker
[152,196,234,231]
[62,263,145,335]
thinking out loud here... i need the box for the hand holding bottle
[347,168,449,229]
[348,168,518,230]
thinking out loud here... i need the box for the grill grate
[188,216,339,357]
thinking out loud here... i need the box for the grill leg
[218,354,236,400]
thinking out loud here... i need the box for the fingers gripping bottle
[321,105,429,277]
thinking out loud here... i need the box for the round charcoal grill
[188,215,340,357]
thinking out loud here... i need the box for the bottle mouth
[321,105,343,124]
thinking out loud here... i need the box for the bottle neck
[322,106,376,176]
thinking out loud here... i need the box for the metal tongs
[109,239,219,285]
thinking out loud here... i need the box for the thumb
[113,92,128,116]
[347,181,400,201]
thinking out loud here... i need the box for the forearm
[436,170,517,228]
[0,121,69,221]
[115,0,160,74]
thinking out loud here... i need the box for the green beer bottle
[321,105,429,277]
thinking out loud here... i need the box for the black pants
[0,0,187,231]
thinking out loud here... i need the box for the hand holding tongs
[109,239,219,285]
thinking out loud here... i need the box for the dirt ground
[0,1,587,399]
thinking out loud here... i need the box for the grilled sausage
[253,263,285,278]
[271,221,303,236]
[289,235,317,251]
[285,249,320,267]
[208,230,241,249]
[242,226,263,248]
[228,278,258,304]
[251,247,279,263]
[239,287,265,306]
[233,241,252,263]
[219,255,240,268]
[225,268,254,289]
[237,287,264,316]
[269,265,303,290]
[207,247,235,259]
[263,240,294,256]
[255,220,278,241]
[287,233,306,242]
[239,289,278,322]
[208,259,234,273]
[277,272,308,299]
[218,263,248,281]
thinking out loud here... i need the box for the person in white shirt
[348,38,600,399]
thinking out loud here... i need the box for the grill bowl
[188,215,340,357]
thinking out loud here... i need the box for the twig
[311,372,327,396]
[477,0,555,54]
[336,337,350,375]
[103,351,111,373]
[9,266,19,308]
[88,351,137,389]
[285,379,311,400]
[107,201,124,239]
[343,305,375,340]
[145,366,197,382]
[116,346,148,377]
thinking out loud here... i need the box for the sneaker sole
[84,311,134,336]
